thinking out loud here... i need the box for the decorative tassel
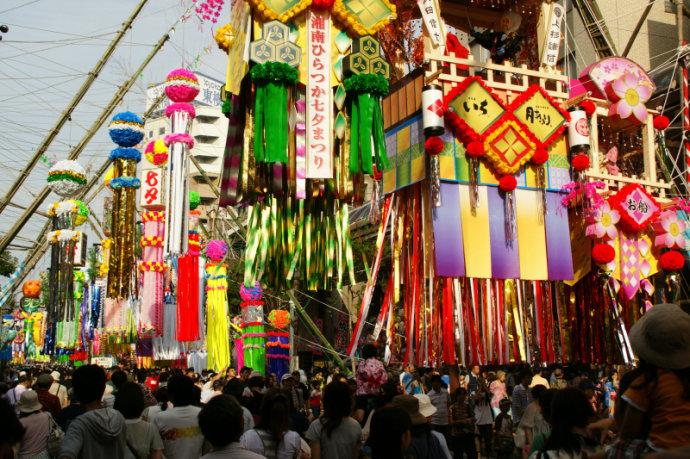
[469,158,480,213]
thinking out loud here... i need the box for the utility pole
[0,30,172,255]
[0,0,149,216]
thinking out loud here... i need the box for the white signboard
[91,356,115,368]
[541,3,564,67]
[417,0,445,48]
[139,167,166,210]
[306,9,333,179]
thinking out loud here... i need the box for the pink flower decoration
[164,133,195,149]
[608,71,652,123]
[653,210,686,249]
[586,201,620,240]
[205,239,227,262]
[165,68,200,103]
[165,102,196,119]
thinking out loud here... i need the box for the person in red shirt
[35,373,61,417]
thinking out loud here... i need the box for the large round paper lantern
[22,280,41,299]
[144,139,169,166]
[47,160,86,197]
[108,112,145,147]
[165,68,200,103]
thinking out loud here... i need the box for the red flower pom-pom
[425,136,445,156]
[532,148,549,165]
[660,250,685,272]
[653,115,670,131]
[592,243,615,265]
[571,153,590,172]
[498,175,517,192]
[312,0,335,9]
[580,100,596,117]
[466,140,485,158]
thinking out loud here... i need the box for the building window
[158,127,165,135]
[148,130,153,138]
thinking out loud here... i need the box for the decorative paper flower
[607,71,652,123]
[47,160,87,197]
[312,0,335,10]
[240,282,263,301]
[586,201,620,240]
[165,68,200,103]
[110,147,142,163]
[571,153,590,172]
[214,23,235,52]
[268,309,290,329]
[189,191,201,211]
[425,136,444,156]
[653,115,670,131]
[205,239,228,262]
[654,210,686,249]
[659,250,685,272]
[22,280,41,299]
[580,100,596,117]
[110,177,141,189]
[498,175,517,192]
[109,112,144,147]
[165,102,196,119]
[164,133,195,149]
[592,243,615,265]
[144,139,169,166]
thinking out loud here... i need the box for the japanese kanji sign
[416,0,444,47]
[139,167,166,210]
[511,85,568,147]
[540,3,563,68]
[446,78,505,135]
[306,9,333,178]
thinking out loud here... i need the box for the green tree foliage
[0,250,18,278]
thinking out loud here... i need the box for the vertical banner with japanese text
[417,0,445,48]
[540,3,564,68]
[139,167,166,210]
[306,9,333,178]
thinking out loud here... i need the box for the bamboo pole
[0,31,172,254]
[0,0,150,216]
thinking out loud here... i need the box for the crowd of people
[1,303,689,458]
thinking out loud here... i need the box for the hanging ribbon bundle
[177,196,201,342]
[139,211,165,336]
[344,73,389,175]
[164,68,199,256]
[240,282,266,375]
[266,309,290,380]
[251,62,298,164]
[44,161,87,355]
[243,196,356,291]
[205,240,231,372]
[107,111,143,299]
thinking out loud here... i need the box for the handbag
[47,414,64,457]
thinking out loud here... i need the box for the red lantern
[424,136,445,156]
[580,100,596,117]
[498,175,517,192]
[22,280,41,299]
[659,250,685,272]
[532,148,549,165]
[592,243,615,265]
[571,153,590,172]
[653,115,670,131]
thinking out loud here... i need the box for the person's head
[361,343,379,360]
[471,365,480,376]
[36,373,53,390]
[452,386,468,403]
[257,390,291,442]
[114,382,144,419]
[629,303,690,371]
[212,379,225,392]
[136,369,147,384]
[16,390,42,415]
[198,394,245,448]
[223,378,245,399]
[553,368,564,379]
[380,379,401,406]
[322,381,352,434]
[519,369,533,386]
[72,364,107,405]
[430,374,442,392]
[369,406,412,459]
[153,387,169,411]
[248,375,264,391]
[496,370,506,382]
[111,370,127,390]
[167,375,196,407]
[531,384,547,403]
[185,368,195,377]
[266,373,276,387]
[17,374,31,388]
[543,388,594,454]
[392,394,432,427]
[280,373,294,390]
[499,398,511,415]
[50,371,61,383]
[578,379,595,399]
[239,367,252,381]
[538,389,557,425]
[291,370,302,384]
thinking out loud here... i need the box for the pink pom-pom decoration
[240,282,263,301]
[205,239,228,262]
[165,102,196,119]
[165,68,200,103]
[164,133,195,149]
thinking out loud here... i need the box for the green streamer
[372,102,389,171]
[254,86,265,163]
[349,95,360,173]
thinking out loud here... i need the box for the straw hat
[629,303,690,370]
[393,395,428,425]
[414,394,438,418]
[16,390,42,413]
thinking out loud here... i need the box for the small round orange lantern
[22,280,41,299]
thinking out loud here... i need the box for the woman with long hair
[240,389,302,458]
[368,406,412,459]
[306,381,362,459]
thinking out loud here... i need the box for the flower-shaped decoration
[609,184,660,233]
[165,68,200,103]
[109,111,145,147]
[607,71,653,123]
[214,23,235,52]
[205,239,228,262]
[48,160,87,197]
[268,309,290,329]
[144,139,169,166]
[586,201,620,240]
[240,282,263,302]
[653,210,687,249]
[22,280,41,299]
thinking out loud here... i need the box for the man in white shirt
[153,375,205,459]
[530,368,550,389]
[49,371,69,408]
[5,375,32,408]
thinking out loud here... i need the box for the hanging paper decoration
[653,210,686,249]
[606,71,653,124]
[139,212,165,336]
[609,184,660,234]
[586,201,620,240]
[144,139,169,167]
[240,283,266,375]
[107,112,143,300]
[205,240,230,372]
[267,309,290,380]
[250,21,301,165]
[177,191,202,342]
[22,280,41,299]
[344,35,390,175]
[47,160,87,197]
[659,250,685,272]
[164,68,199,256]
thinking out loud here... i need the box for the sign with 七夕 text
[306,9,333,178]
[139,167,166,210]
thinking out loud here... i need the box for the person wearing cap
[35,374,61,418]
[49,371,69,408]
[16,390,54,459]
[619,303,690,452]
[392,394,451,459]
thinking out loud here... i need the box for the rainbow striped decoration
[433,183,574,280]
